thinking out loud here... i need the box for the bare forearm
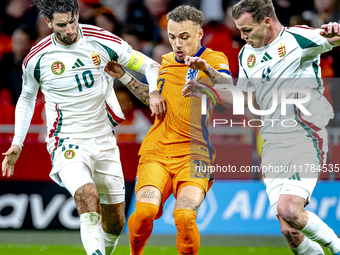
[214,89,249,107]
[215,88,234,106]
[203,65,233,85]
[327,36,340,46]
[125,77,150,106]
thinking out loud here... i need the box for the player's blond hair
[166,5,204,27]
[232,0,277,23]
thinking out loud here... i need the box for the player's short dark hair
[166,5,204,27]
[232,0,277,23]
[33,0,79,21]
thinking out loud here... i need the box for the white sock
[291,236,324,255]
[80,212,105,255]
[100,225,120,255]
[300,211,340,254]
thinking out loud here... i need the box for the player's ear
[264,17,270,28]
[46,17,52,29]
[198,28,203,41]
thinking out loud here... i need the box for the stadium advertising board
[127,180,340,235]
[1,180,340,231]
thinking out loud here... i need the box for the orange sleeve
[205,52,232,77]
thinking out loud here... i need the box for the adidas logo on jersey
[72,58,85,69]
[260,53,272,63]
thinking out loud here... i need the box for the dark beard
[54,29,79,45]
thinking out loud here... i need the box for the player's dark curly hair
[166,5,204,27]
[33,0,79,21]
[232,0,277,23]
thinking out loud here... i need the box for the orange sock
[173,209,200,255]
[128,202,159,255]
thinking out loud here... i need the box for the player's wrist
[119,71,132,85]
[11,143,22,152]
[203,63,210,71]
[150,90,159,96]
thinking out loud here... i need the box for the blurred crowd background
[0,0,340,145]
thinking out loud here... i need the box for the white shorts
[47,132,125,204]
[262,129,328,213]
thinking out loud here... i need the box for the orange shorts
[135,153,214,217]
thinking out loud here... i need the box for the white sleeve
[288,27,334,56]
[116,41,160,93]
[11,70,39,150]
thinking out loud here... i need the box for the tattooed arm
[105,61,166,116]
[184,55,233,85]
[124,77,150,106]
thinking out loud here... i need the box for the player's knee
[129,202,159,229]
[74,183,100,214]
[173,209,197,236]
[103,216,126,235]
[280,223,300,238]
[277,203,299,226]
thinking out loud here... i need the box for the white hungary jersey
[18,24,153,146]
[237,26,334,139]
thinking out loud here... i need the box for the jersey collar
[174,45,207,63]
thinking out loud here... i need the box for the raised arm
[320,22,340,46]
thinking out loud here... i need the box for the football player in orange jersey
[106,5,232,255]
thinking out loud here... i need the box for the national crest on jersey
[91,51,101,66]
[51,61,65,75]
[247,54,256,68]
[278,42,286,58]
[185,68,199,81]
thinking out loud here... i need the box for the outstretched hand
[320,22,340,38]
[2,145,21,177]
[182,80,208,98]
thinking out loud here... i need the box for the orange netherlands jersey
[138,46,231,162]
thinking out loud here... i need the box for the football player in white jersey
[1,0,166,254]
[183,0,340,254]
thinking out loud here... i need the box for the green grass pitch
[0,232,333,254]
[0,245,332,255]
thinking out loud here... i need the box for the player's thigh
[266,139,320,214]
[58,161,100,214]
[93,146,125,205]
[279,151,320,207]
[173,156,212,200]
[49,138,95,188]
[135,156,172,207]
[58,161,94,197]
[262,139,296,209]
